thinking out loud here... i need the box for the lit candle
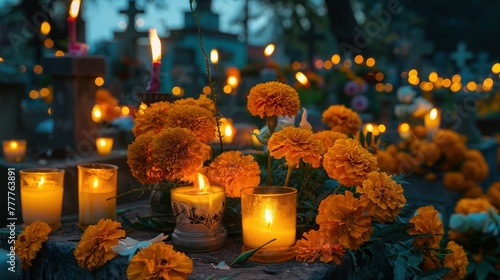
[20,168,65,231]
[398,122,412,140]
[295,71,309,87]
[219,118,235,144]
[424,108,441,139]
[210,49,219,77]
[91,104,103,123]
[264,43,275,64]
[95,137,113,155]
[67,0,80,46]
[170,173,226,252]
[2,139,27,162]
[241,186,297,262]
[78,164,118,228]
[362,123,379,145]
[147,28,162,92]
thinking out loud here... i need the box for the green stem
[267,153,272,185]
[284,164,294,187]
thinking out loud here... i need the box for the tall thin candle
[147,28,162,92]
[67,0,80,46]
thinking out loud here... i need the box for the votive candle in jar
[20,168,65,231]
[241,186,297,262]
[3,139,27,162]
[78,163,118,229]
[95,137,114,155]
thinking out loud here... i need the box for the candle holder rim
[240,186,297,196]
[19,168,65,174]
[171,185,225,194]
[77,163,118,170]
[95,137,114,141]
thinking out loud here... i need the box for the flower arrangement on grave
[447,197,500,279]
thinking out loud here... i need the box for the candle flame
[295,72,308,85]
[38,176,45,189]
[210,49,219,64]
[227,76,239,87]
[69,0,81,18]
[92,178,99,189]
[149,28,161,63]
[430,108,438,120]
[400,123,410,132]
[197,173,210,193]
[264,44,275,57]
[98,139,106,147]
[91,105,102,123]
[10,141,18,149]
[366,124,374,133]
[265,209,272,227]
[224,124,233,137]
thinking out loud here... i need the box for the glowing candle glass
[170,173,227,252]
[241,186,297,262]
[78,163,118,229]
[2,139,27,162]
[95,137,113,155]
[424,108,441,139]
[20,168,65,231]
[398,122,412,140]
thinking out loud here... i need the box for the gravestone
[407,28,433,69]
[450,42,473,70]
[472,51,490,77]
[42,55,105,154]
[0,68,26,149]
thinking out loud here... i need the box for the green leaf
[230,238,276,265]
[475,261,494,280]
[372,222,414,238]
[366,131,373,147]
[359,130,365,146]
[415,267,451,279]
[393,256,406,280]
[220,272,242,280]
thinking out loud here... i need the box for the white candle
[3,139,27,162]
[95,137,113,155]
[424,108,441,139]
[398,122,412,140]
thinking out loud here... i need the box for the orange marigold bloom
[454,197,497,214]
[461,185,483,198]
[314,130,348,151]
[410,139,441,166]
[207,151,261,198]
[323,138,378,186]
[173,94,214,112]
[412,125,427,139]
[316,191,372,250]
[442,142,467,164]
[376,150,397,175]
[127,242,193,280]
[409,206,444,249]
[127,132,165,185]
[152,128,206,182]
[486,181,500,207]
[74,219,126,271]
[164,104,216,143]
[15,221,51,269]
[321,105,361,135]
[357,171,406,223]
[133,101,171,137]
[461,159,488,182]
[268,126,325,168]
[443,241,468,280]
[433,129,462,149]
[294,230,345,264]
[247,81,300,118]
[421,251,441,271]
[443,172,468,192]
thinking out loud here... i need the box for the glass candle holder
[78,163,118,229]
[3,139,27,162]
[20,168,65,231]
[241,186,297,263]
[170,184,226,252]
[95,137,114,155]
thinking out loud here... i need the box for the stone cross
[450,42,473,70]
[115,0,148,59]
[472,51,490,76]
[407,28,433,69]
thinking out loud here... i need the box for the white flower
[299,108,312,130]
[111,233,168,260]
[397,86,416,104]
[250,115,296,145]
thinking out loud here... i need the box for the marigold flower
[410,139,441,166]
[127,132,165,185]
[268,126,325,168]
[127,242,193,280]
[487,182,500,207]
[323,138,378,186]
[15,221,51,269]
[173,94,214,112]
[294,230,345,264]
[412,125,427,139]
[461,160,488,182]
[357,171,406,223]
[443,172,467,192]
[433,129,462,148]
[461,184,483,198]
[454,197,497,214]
[408,206,444,249]
[247,81,300,118]
[207,151,261,198]
[443,241,468,280]
[442,143,467,165]
[74,219,126,271]
[314,130,348,151]
[152,128,206,182]
[316,191,372,250]
[133,101,171,137]
[321,105,361,135]
[164,104,216,143]
[376,150,397,174]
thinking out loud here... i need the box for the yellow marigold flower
[247,81,300,118]
[127,242,193,280]
[152,128,206,182]
[487,181,500,208]
[357,171,406,223]
[321,105,362,135]
[173,94,214,112]
[410,139,441,166]
[323,138,378,186]
[385,144,398,156]
[376,150,397,175]
[461,159,488,182]
[412,125,427,139]
[443,172,468,192]
[74,219,126,271]
[433,129,462,148]
[294,230,345,264]
[133,101,171,137]
[127,132,165,185]
[314,130,348,151]
[268,126,325,168]
[164,104,216,143]
[207,151,261,198]
[443,241,468,280]
[409,206,444,249]
[442,142,467,165]
[316,191,372,250]
[454,197,497,214]
[15,221,51,269]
